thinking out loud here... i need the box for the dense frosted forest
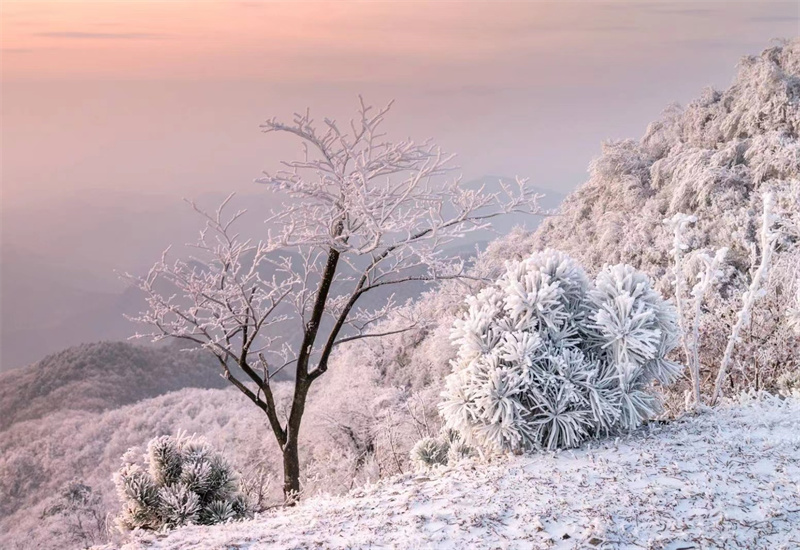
[1,39,799,549]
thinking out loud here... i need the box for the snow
[121,393,800,549]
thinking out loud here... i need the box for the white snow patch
[122,394,800,549]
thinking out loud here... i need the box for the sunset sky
[7,1,791,83]
[4,1,798,204]
[0,1,798,368]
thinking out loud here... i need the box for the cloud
[37,31,165,40]
[588,24,638,33]
[2,48,37,53]
[671,37,766,52]
[612,3,718,17]
[749,15,799,23]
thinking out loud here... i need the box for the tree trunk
[281,379,310,505]
[282,435,301,504]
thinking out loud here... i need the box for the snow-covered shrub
[439,250,681,453]
[113,432,250,532]
[776,370,800,397]
[447,440,477,464]
[410,437,449,469]
[410,429,475,470]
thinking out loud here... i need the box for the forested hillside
[0,342,227,431]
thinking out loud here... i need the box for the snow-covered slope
[124,394,800,550]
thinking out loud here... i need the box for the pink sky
[2,1,729,82]
[0,1,797,369]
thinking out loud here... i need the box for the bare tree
[127,99,543,502]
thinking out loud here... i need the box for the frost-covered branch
[687,247,727,407]
[664,213,699,406]
[257,98,542,256]
[711,193,780,406]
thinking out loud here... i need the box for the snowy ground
[123,394,800,550]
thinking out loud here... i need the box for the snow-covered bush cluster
[114,432,250,532]
[439,250,681,453]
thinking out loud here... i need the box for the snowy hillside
[529,39,800,398]
[122,394,800,550]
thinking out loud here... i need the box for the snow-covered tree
[789,285,800,336]
[114,432,249,532]
[439,250,681,453]
[127,99,543,501]
[664,211,729,409]
[41,481,107,549]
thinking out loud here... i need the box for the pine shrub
[113,432,250,532]
[410,429,475,470]
[439,249,682,453]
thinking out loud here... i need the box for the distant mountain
[0,279,148,372]
[0,341,229,432]
[0,191,277,372]
[0,183,566,372]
